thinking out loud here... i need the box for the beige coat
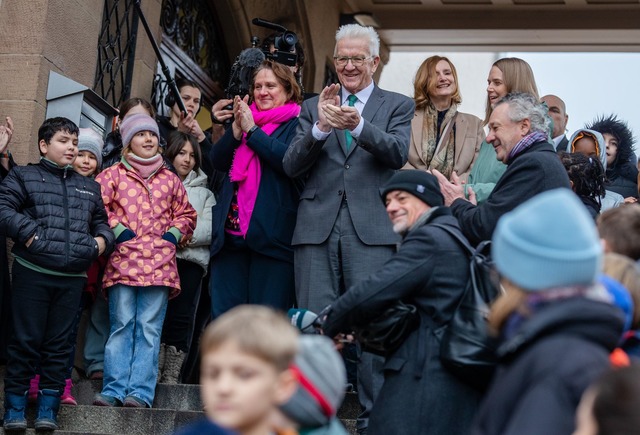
[404,108,484,182]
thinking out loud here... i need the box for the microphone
[222,48,266,125]
[287,308,319,334]
[237,47,265,69]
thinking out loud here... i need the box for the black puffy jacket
[0,159,115,273]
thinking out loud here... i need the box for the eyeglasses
[333,56,371,67]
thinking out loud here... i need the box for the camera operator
[158,78,207,144]
[211,30,313,125]
[158,78,224,195]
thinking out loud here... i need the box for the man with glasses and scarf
[283,24,413,435]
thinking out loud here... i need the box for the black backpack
[432,224,503,391]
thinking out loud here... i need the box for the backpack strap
[430,223,475,256]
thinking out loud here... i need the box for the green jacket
[465,140,507,203]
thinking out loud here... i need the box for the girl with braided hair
[559,151,607,219]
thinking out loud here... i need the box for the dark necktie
[345,94,358,150]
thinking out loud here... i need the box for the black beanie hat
[381,170,444,207]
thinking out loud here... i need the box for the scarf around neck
[507,130,548,163]
[124,152,164,179]
[230,101,300,236]
[421,103,457,178]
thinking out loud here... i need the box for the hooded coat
[471,297,624,435]
[587,115,639,199]
[96,160,197,297]
[176,168,216,272]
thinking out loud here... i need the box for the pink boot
[28,374,40,404]
[60,378,77,406]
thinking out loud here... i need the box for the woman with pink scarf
[208,60,303,318]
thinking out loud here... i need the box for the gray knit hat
[493,188,602,291]
[78,128,104,169]
[280,335,346,428]
[381,170,444,207]
[120,113,160,149]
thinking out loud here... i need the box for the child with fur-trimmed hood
[587,114,638,200]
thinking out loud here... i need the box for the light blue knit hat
[492,188,602,291]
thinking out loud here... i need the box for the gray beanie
[280,335,346,428]
[492,188,602,292]
[78,128,104,169]
[380,170,444,207]
[120,113,160,149]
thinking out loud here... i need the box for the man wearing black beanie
[322,169,481,435]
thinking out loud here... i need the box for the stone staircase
[0,377,359,434]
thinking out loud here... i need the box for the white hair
[497,92,550,135]
[334,24,380,57]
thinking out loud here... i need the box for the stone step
[0,405,203,435]
[337,391,360,420]
[0,430,113,435]
[71,380,203,411]
[1,378,360,434]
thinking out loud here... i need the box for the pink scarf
[230,101,300,236]
[125,152,164,179]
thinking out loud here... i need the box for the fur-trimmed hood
[587,114,637,169]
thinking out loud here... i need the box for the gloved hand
[116,228,135,244]
[162,232,178,246]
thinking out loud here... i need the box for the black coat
[606,160,638,199]
[0,159,115,273]
[323,208,481,435]
[451,141,571,245]
[0,155,15,361]
[472,297,624,435]
[208,119,301,263]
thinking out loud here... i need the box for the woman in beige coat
[405,56,484,182]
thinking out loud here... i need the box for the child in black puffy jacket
[0,117,115,431]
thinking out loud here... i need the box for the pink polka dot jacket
[96,162,197,298]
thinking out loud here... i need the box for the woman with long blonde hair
[465,57,540,203]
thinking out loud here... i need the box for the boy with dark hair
[0,116,115,431]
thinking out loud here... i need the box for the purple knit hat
[120,113,160,148]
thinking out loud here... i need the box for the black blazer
[208,118,300,263]
[451,141,571,245]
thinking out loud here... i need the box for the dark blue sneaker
[93,393,123,407]
[123,396,148,408]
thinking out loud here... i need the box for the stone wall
[0,0,103,164]
[0,0,384,165]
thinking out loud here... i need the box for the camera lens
[276,31,297,52]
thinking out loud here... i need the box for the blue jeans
[83,291,109,376]
[101,285,169,407]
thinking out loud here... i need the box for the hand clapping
[232,95,255,140]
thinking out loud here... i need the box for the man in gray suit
[283,24,414,434]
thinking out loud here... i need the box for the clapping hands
[0,116,14,154]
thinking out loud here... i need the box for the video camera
[252,18,298,67]
[219,18,299,124]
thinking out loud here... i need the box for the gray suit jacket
[283,84,414,246]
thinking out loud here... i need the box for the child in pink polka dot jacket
[93,113,197,408]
